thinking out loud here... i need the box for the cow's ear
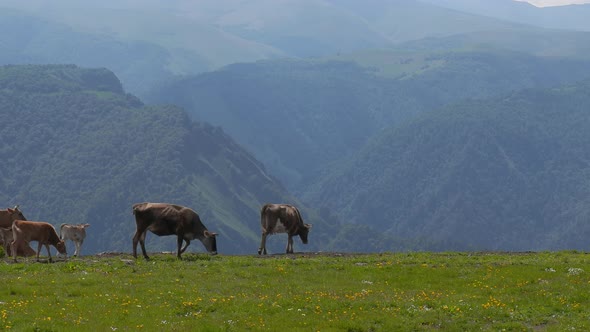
[7,208,14,213]
[204,230,218,237]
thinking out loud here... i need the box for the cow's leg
[286,235,294,254]
[36,242,43,262]
[11,240,17,262]
[132,230,141,258]
[258,232,268,255]
[133,229,149,259]
[46,244,53,263]
[176,235,184,259]
[138,231,149,260]
[180,239,191,254]
[78,238,84,256]
[74,241,80,257]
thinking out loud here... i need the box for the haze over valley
[2,0,590,254]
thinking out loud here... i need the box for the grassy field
[1,251,589,331]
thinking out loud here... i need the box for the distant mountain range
[148,51,590,190]
[2,1,590,252]
[3,0,590,98]
[421,0,590,31]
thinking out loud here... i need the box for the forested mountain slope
[149,52,590,191]
[306,81,590,251]
[401,28,590,59]
[0,64,370,254]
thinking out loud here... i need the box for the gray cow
[258,203,312,255]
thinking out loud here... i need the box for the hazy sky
[517,0,590,6]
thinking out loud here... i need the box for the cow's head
[55,240,67,256]
[202,230,218,255]
[298,224,312,244]
[8,206,26,221]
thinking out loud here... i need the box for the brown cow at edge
[258,203,312,255]
[0,206,26,228]
[0,206,36,256]
[0,227,36,257]
[11,220,67,262]
[132,202,218,260]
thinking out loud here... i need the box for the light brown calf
[11,220,67,262]
[60,223,90,256]
[0,227,35,257]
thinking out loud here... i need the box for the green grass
[1,251,589,331]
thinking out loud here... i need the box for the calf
[11,220,67,262]
[60,223,90,257]
[0,227,35,257]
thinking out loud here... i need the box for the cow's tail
[260,204,268,228]
[260,204,275,233]
[260,204,270,216]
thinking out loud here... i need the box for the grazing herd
[0,202,312,262]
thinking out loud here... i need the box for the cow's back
[13,220,59,243]
[261,203,301,234]
[60,224,88,241]
[133,202,198,235]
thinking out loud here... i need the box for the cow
[0,206,36,256]
[0,205,26,228]
[11,220,67,262]
[132,202,218,260]
[60,223,90,257]
[258,203,312,255]
[0,227,36,257]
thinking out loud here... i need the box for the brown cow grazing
[0,205,26,228]
[11,220,67,262]
[132,202,218,260]
[0,227,36,257]
[60,223,90,257]
[258,203,312,255]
